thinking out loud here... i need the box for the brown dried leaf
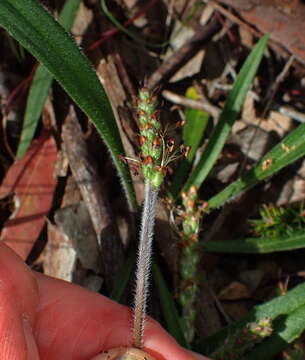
[0,131,57,259]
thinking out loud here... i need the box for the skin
[0,243,210,360]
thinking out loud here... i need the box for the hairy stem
[133,180,159,348]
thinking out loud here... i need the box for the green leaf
[16,65,53,158]
[202,231,305,254]
[195,281,305,355]
[170,87,209,197]
[16,0,81,159]
[0,0,136,209]
[152,263,188,348]
[208,121,305,210]
[244,304,305,360]
[58,0,81,30]
[183,34,269,192]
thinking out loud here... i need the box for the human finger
[0,243,40,359]
[34,272,211,360]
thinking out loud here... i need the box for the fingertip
[0,242,38,322]
[33,273,134,357]
[33,270,211,360]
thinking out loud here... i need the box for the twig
[162,89,220,118]
[146,17,220,90]
[279,106,305,123]
[263,55,295,117]
[239,55,295,175]
[207,0,261,40]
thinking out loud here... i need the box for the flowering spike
[137,88,165,189]
[176,185,210,344]
[211,317,273,359]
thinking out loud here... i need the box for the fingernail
[90,347,156,360]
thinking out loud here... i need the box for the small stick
[162,89,220,119]
[146,18,220,90]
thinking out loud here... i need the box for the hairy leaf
[0,0,136,209]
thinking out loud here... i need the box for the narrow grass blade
[202,231,305,254]
[170,88,209,197]
[100,0,138,42]
[183,35,269,192]
[152,263,188,348]
[0,0,136,209]
[195,281,305,355]
[100,0,168,49]
[16,66,53,158]
[58,0,81,29]
[16,0,81,158]
[6,33,25,62]
[208,121,305,210]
